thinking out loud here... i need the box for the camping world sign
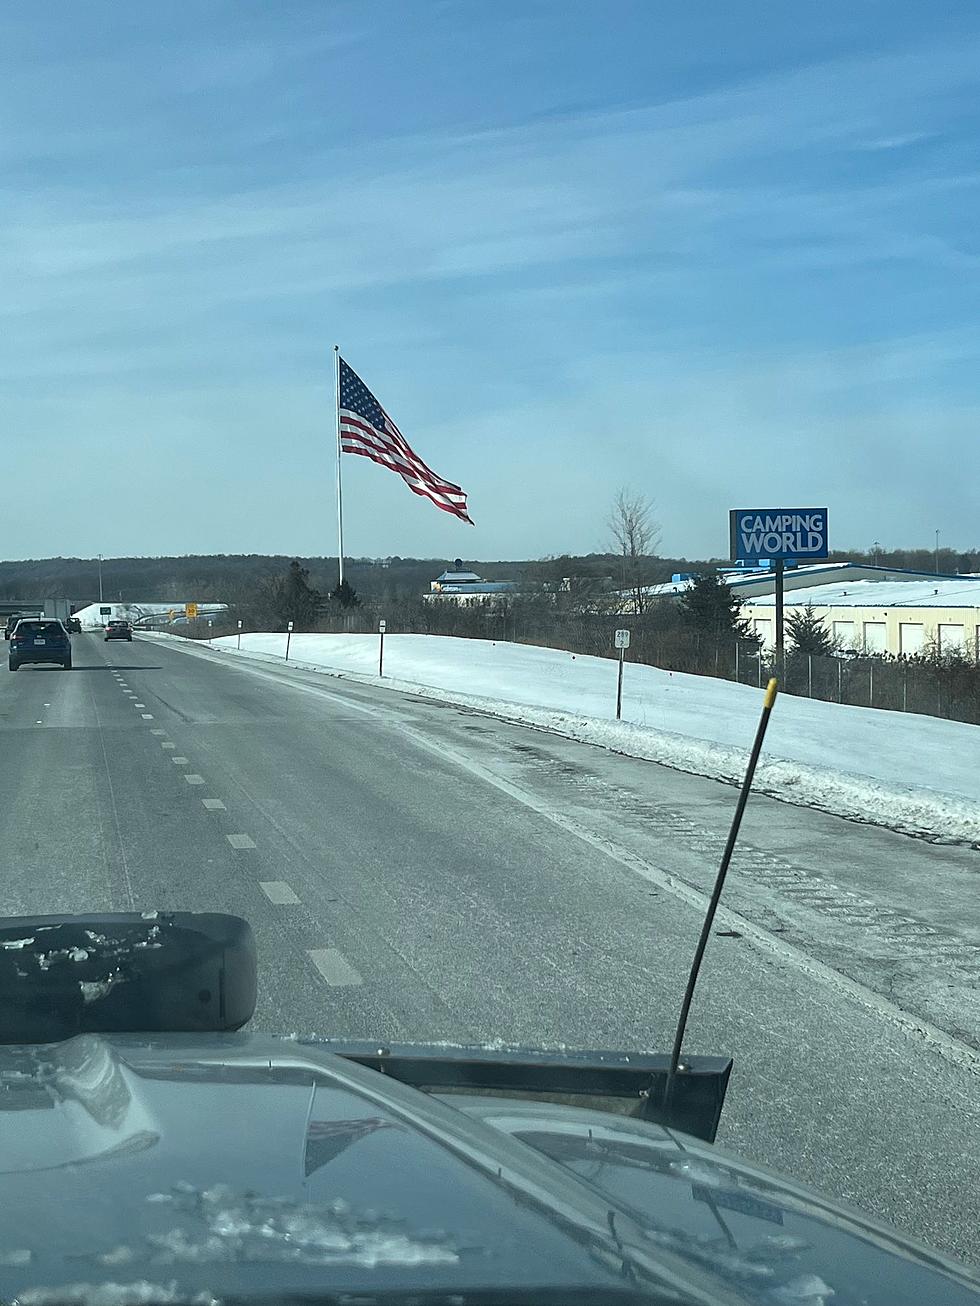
[729,508,829,562]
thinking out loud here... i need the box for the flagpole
[334,345,345,589]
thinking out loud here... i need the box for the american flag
[339,357,473,524]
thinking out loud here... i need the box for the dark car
[0,910,978,1306]
[8,618,72,671]
[65,616,82,634]
[104,618,133,641]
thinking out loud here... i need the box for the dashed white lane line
[227,833,256,850]
[150,729,166,736]
[260,881,299,905]
[141,713,154,719]
[171,756,189,765]
[184,774,205,785]
[202,798,226,810]
[308,948,363,987]
[43,702,50,707]
[161,741,176,750]
[134,702,146,708]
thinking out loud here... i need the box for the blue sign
[730,508,829,562]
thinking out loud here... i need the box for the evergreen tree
[786,603,836,655]
[330,579,361,609]
[678,572,756,641]
[271,560,321,629]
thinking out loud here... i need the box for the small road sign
[615,629,631,649]
[185,602,198,619]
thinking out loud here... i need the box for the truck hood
[0,1032,975,1305]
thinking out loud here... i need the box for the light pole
[872,540,881,567]
[935,529,940,575]
[98,554,104,602]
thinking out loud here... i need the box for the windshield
[1,1,979,1302]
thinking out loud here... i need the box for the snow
[749,578,980,609]
[151,632,980,846]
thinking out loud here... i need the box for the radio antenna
[662,678,779,1114]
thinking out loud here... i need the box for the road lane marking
[150,729,166,736]
[184,774,205,785]
[161,741,176,749]
[171,757,189,765]
[260,881,299,905]
[308,948,363,987]
[141,713,154,719]
[227,833,256,849]
[202,798,226,810]
[134,702,146,707]
[43,702,50,707]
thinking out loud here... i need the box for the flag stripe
[344,445,473,518]
[340,417,465,495]
[342,442,470,506]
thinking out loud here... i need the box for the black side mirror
[0,913,257,1043]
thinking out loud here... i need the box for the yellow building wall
[742,603,980,657]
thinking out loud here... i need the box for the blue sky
[2,1,979,561]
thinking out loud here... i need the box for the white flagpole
[334,345,345,589]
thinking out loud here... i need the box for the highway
[1,631,979,1266]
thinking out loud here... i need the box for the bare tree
[608,489,661,615]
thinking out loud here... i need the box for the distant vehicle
[8,619,72,671]
[104,619,133,642]
[65,616,82,634]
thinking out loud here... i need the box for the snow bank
[158,632,980,846]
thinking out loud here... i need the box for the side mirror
[0,912,257,1043]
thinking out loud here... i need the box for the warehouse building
[743,577,980,657]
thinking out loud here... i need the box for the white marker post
[614,628,630,720]
[285,620,294,662]
[208,620,213,645]
[237,619,243,651]
[378,619,386,677]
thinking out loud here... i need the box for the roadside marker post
[378,619,386,677]
[237,619,242,651]
[614,628,630,720]
[208,620,213,645]
[285,620,294,662]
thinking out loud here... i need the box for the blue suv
[8,619,72,671]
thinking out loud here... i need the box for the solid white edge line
[149,632,980,1074]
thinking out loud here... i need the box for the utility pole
[98,554,104,602]
[935,529,940,575]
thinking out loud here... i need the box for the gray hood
[0,1033,975,1305]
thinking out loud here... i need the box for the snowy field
[148,631,980,846]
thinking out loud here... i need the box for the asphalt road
[1,631,979,1267]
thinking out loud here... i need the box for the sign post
[207,620,213,645]
[729,508,829,679]
[614,628,630,720]
[237,619,243,651]
[99,605,111,628]
[378,619,386,677]
[285,620,294,662]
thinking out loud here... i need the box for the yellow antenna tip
[764,678,778,708]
